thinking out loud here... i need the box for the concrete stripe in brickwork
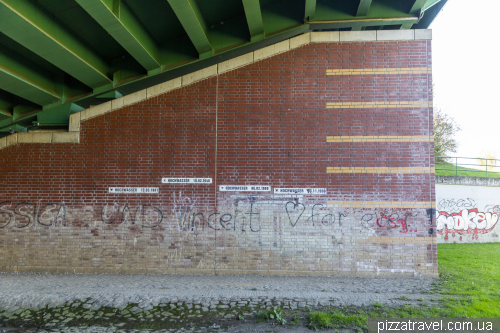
[326,167,433,174]
[326,101,430,109]
[327,201,436,209]
[358,236,436,244]
[326,135,433,143]
[326,67,431,76]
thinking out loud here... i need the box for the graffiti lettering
[207,213,221,230]
[14,202,33,228]
[437,198,476,211]
[0,199,428,237]
[191,212,205,231]
[306,204,323,226]
[219,213,232,230]
[249,203,261,232]
[285,201,305,227]
[437,208,499,240]
[121,205,142,225]
[101,204,120,225]
[360,214,373,229]
[141,206,163,228]
[374,212,416,233]
[0,201,13,228]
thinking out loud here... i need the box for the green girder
[304,0,317,21]
[357,0,373,16]
[76,0,161,71]
[242,0,265,41]
[0,0,112,89]
[167,0,212,57]
[0,44,60,105]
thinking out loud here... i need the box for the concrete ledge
[0,131,79,150]
[111,96,124,111]
[182,65,217,86]
[109,89,148,113]
[52,132,79,144]
[436,175,500,187]
[218,52,254,74]
[377,30,414,41]
[311,31,340,42]
[122,89,147,107]
[69,113,81,132]
[81,101,112,121]
[6,133,17,146]
[147,77,182,98]
[17,132,33,143]
[290,32,311,49]
[32,132,52,143]
[415,29,432,40]
[254,40,290,62]
[340,31,376,42]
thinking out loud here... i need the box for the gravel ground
[0,273,440,332]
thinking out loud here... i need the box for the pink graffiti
[436,208,499,240]
[376,214,416,233]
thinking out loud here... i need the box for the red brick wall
[0,39,437,277]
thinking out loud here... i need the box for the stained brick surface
[0,40,437,277]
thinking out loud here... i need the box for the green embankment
[435,162,500,178]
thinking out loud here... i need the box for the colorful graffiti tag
[436,208,499,240]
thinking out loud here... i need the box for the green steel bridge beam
[0,107,12,119]
[409,0,429,16]
[0,0,112,89]
[304,0,316,21]
[0,44,60,106]
[310,16,418,30]
[357,0,372,16]
[167,0,213,59]
[242,0,265,42]
[76,0,161,71]
[399,0,428,28]
[352,0,373,30]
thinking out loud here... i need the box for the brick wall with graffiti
[436,176,500,243]
[0,35,436,277]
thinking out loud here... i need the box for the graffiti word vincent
[436,208,499,240]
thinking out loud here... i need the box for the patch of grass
[290,315,301,326]
[438,243,500,317]
[309,311,331,329]
[435,162,500,178]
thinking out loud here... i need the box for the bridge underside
[0,0,446,135]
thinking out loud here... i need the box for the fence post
[455,157,458,176]
[486,159,488,177]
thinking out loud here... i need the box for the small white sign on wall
[109,187,159,194]
[274,188,327,195]
[219,185,271,192]
[162,178,212,184]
